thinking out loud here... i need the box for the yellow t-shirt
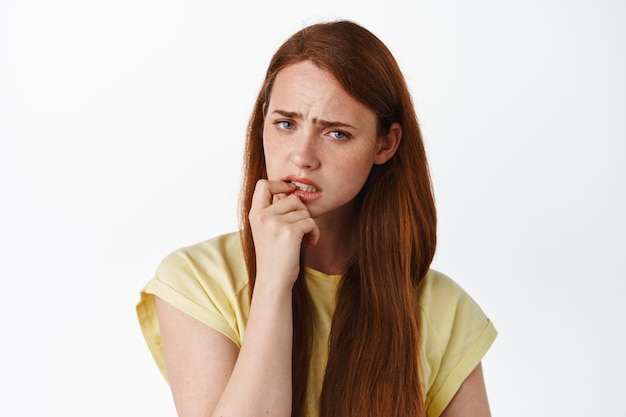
[136,232,497,417]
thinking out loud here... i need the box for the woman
[137,20,497,417]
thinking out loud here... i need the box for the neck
[304,212,353,276]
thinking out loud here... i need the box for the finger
[272,192,289,204]
[274,207,315,224]
[265,180,296,196]
[301,219,320,249]
[267,194,310,215]
[251,180,296,209]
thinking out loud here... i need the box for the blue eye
[329,130,349,140]
[276,121,294,130]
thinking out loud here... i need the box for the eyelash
[275,121,351,141]
[276,121,294,130]
[328,130,349,140]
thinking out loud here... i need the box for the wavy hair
[239,20,436,417]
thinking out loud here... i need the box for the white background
[1,0,624,416]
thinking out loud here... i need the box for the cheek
[336,156,375,195]
[261,124,270,155]
[262,133,282,179]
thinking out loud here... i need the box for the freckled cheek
[262,136,284,179]
[338,163,374,198]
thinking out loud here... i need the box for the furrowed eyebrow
[272,109,357,130]
[273,110,300,119]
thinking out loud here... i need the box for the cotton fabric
[137,232,496,417]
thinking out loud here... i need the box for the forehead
[268,61,376,125]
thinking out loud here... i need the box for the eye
[328,130,350,140]
[276,121,295,130]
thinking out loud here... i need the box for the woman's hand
[249,179,320,288]
[158,179,318,417]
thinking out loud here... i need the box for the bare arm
[156,180,318,417]
[440,362,492,417]
[155,297,238,416]
[156,284,294,417]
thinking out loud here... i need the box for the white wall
[1,0,624,415]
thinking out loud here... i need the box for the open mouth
[289,180,318,193]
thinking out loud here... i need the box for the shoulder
[418,269,492,323]
[418,268,496,358]
[157,231,245,275]
[151,233,249,332]
[418,269,497,417]
[144,231,250,345]
[137,232,249,378]
[418,269,462,299]
[155,231,248,294]
[417,269,475,318]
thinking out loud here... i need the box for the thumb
[302,227,320,249]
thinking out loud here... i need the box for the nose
[290,129,320,170]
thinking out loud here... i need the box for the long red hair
[240,20,436,417]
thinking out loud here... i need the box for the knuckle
[254,179,268,193]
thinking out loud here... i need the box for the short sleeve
[418,270,497,417]
[136,233,250,380]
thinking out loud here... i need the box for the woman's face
[263,60,398,225]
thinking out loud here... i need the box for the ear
[374,122,402,165]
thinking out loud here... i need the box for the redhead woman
[137,20,497,417]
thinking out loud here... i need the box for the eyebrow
[272,110,357,130]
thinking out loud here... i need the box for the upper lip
[284,175,321,192]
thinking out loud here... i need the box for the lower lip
[292,189,322,202]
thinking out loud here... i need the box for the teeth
[290,180,318,193]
